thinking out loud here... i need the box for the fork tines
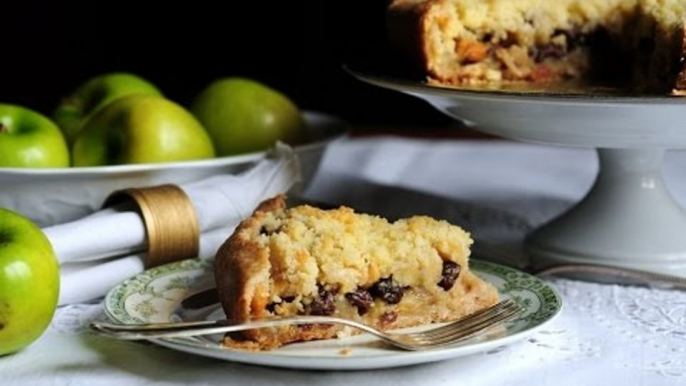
[408,299,522,347]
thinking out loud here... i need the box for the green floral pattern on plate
[105,258,214,325]
[103,258,563,369]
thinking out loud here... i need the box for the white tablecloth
[5,137,686,385]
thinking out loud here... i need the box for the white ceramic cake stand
[350,68,686,276]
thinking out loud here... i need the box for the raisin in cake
[214,195,499,350]
[387,0,686,93]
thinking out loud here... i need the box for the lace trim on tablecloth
[51,303,107,335]
[50,277,686,378]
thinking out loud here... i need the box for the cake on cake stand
[350,68,686,277]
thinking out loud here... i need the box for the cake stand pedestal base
[525,148,686,276]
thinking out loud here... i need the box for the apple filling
[442,29,597,83]
[426,20,640,86]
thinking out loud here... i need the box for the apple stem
[0,123,7,134]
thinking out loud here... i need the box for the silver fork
[91,299,521,351]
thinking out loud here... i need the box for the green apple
[190,77,305,156]
[72,95,215,166]
[0,208,59,356]
[0,104,69,168]
[53,73,162,144]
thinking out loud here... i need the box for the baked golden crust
[387,0,433,77]
[215,196,281,323]
[215,196,338,349]
[673,26,686,94]
[214,195,499,350]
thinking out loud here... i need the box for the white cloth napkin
[46,144,300,305]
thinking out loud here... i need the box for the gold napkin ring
[104,184,200,268]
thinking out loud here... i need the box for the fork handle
[94,319,222,331]
[91,316,371,340]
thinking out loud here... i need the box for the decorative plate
[104,258,562,370]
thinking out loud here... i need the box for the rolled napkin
[58,226,235,305]
[44,144,299,264]
[45,144,300,305]
[45,207,147,263]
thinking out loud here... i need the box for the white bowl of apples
[0,74,347,227]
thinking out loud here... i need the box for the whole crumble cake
[387,0,686,93]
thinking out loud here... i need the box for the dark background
[2,1,453,130]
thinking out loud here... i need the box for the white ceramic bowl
[0,111,347,227]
